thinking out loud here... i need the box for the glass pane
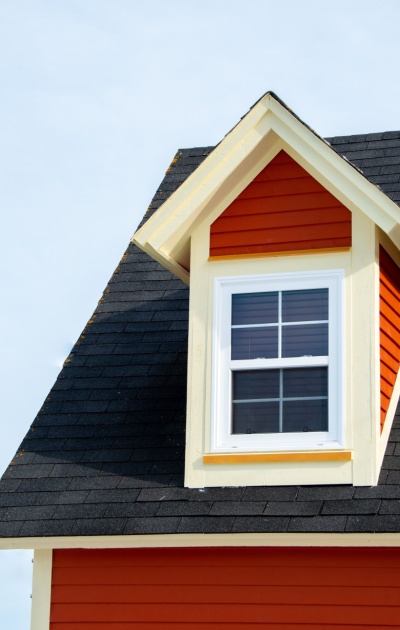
[282,289,328,322]
[233,370,280,400]
[232,401,279,434]
[232,292,278,325]
[282,399,328,433]
[283,367,328,398]
[232,327,278,360]
[282,323,328,357]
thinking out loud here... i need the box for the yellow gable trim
[208,247,351,262]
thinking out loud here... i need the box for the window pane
[232,292,278,325]
[283,367,328,398]
[232,401,279,434]
[282,323,328,357]
[282,289,328,322]
[232,327,278,360]
[233,370,280,400]
[282,399,328,433]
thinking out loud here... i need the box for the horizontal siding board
[381,377,396,400]
[380,279,400,305]
[50,602,400,624]
[255,161,311,181]
[53,546,400,568]
[380,301,400,330]
[210,222,351,249]
[211,237,351,257]
[51,584,400,606]
[221,192,342,217]
[380,350,399,375]
[380,316,400,341]
[380,246,400,430]
[51,565,400,587]
[210,150,352,257]
[380,332,400,363]
[237,177,325,200]
[211,207,350,233]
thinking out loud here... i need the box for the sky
[1,0,400,625]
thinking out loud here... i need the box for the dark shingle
[288,516,347,532]
[264,501,322,517]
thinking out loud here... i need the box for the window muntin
[212,270,344,452]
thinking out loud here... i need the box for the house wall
[50,547,400,628]
[209,150,352,257]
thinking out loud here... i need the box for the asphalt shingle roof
[2,134,400,538]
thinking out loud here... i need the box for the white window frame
[211,269,345,452]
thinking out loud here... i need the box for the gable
[133,94,400,282]
[210,151,352,257]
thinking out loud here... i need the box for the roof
[2,133,400,539]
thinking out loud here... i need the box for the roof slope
[2,135,400,538]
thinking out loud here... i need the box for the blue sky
[2,0,400,625]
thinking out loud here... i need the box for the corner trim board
[30,549,52,630]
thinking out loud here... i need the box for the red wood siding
[209,150,352,257]
[380,246,400,430]
[52,547,400,628]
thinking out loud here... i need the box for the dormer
[133,92,400,488]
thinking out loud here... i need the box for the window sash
[211,269,344,452]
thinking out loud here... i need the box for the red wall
[52,547,400,628]
[209,150,352,257]
[380,246,400,431]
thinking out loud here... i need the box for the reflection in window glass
[232,292,278,325]
[281,323,328,358]
[282,289,328,322]
[232,327,278,360]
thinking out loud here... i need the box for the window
[212,270,344,452]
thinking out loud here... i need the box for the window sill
[203,451,352,464]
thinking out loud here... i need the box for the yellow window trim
[203,451,352,464]
[208,247,351,262]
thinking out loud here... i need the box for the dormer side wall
[379,246,400,431]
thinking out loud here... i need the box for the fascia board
[132,96,274,253]
[4,532,400,550]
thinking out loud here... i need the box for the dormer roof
[2,116,400,542]
[133,93,400,283]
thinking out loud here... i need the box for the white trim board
[4,533,400,550]
[30,549,52,630]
